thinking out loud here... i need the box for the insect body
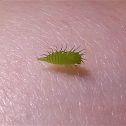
[38,45,85,66]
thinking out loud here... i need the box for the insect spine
[38,45,86,66]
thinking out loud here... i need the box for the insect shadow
[43,64,90,76]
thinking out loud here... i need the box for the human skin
[0,1,126,125]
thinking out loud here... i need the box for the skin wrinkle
[41,10,71,32]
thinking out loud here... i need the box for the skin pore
[0,1,126,125]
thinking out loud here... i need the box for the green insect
[38,44,86,67]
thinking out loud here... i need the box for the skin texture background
[0,1,126,125]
